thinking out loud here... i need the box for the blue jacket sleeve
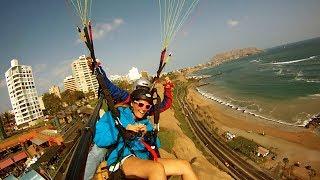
[96,66,130,103]
[94,112,118,147]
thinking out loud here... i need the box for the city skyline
[1,0,320,112]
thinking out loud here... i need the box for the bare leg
[157,158,198,180]
[122,156,166,180]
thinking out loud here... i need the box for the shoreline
[195,87,312,128]
[188,84,320,146]
[184,80,320,174]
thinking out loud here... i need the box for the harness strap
[149,88,161,158]
[140,140,158,161]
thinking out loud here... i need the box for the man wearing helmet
[85,60,174,179]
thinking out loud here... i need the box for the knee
[150,162,165,176]
[179,160,193,172]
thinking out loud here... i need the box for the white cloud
[127,67,141,81]
[93,18,124,40]
[227,19,239,27]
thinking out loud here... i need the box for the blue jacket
[94,107,161,166]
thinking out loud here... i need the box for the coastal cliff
[179,47,263,72]
[208,47,263,66]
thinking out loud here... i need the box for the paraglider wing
[156,0,199,78]
[158,0,199,50]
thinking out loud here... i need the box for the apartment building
[71,55,99,95]
[5,59,43,126]
[63,76,77,91]
[49,85,61,98]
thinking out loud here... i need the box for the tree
[283,157,289,168]
[74,90,85,101]
[2,112,14,122]
[61,90,74,106]
[42,93,63,115]
[85,89,95,100]
[0,115,7,139]
[114,79,132,91]
[61,90,85,106]
[0,112,15,138]
[228,136,258,157]
[308,168,316,179]
[140,71,150,79]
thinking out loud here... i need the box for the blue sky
[1,0,320,112]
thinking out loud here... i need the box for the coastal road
[176,85,274,180]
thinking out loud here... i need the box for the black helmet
[130,88,153,104]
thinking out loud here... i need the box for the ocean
[195,37,320,126]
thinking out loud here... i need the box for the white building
[38,96,46,110]
[257,146,269,157]
[5,59,43,126]
[49,85,61,98]
[63,76,77,91]
[71,55,99,95]
[225,131,236,140]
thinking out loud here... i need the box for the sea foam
[271,55,317,65]
[195,88,310,127]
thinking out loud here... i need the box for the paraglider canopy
[66,0,94,46]
[156,0,199,79]
[158,0,199,50]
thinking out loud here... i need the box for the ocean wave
[306,79,320,83]
[276,68,284,75]
[187,75,212,80]
[293,77,320,83]
[250,59,261,63]
[271,55,317,65]
[195,88,310,127]
[311,94,320,96]
[297,71,303,77]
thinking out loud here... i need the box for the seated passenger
[94,88,198,180]
[84,60,174,179]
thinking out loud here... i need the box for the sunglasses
[134,101,152,110]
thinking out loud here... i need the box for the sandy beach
[185,81,320,177]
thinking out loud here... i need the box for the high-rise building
[49,85,61,98]
[63,76,77,91]
[5,59,43,126]
[71,55,99,95]
[38,96,46,110]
